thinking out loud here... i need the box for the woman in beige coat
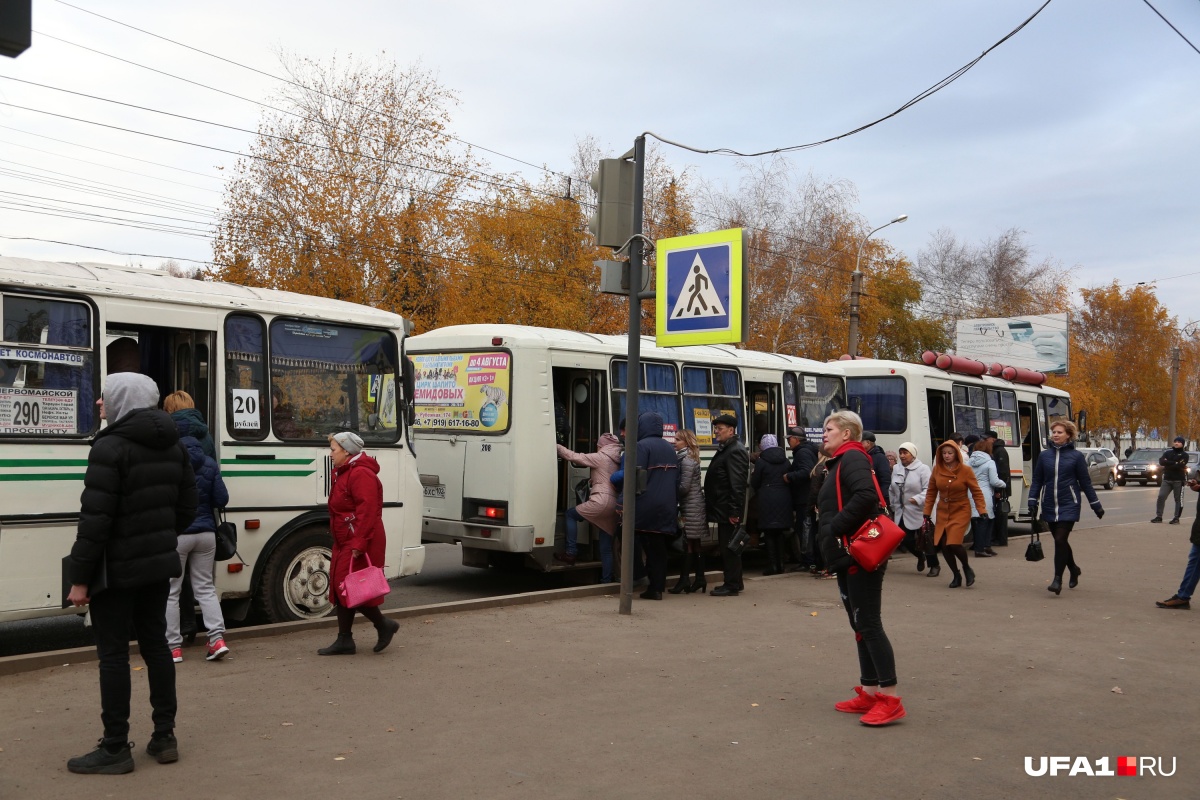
[554,433,621,581]
[922,441,987,588]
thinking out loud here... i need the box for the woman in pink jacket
[317,431,400,656]
[554,433,622,582]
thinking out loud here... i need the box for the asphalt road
[1,482,1186,658]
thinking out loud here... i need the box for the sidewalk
[1,523,1195,799]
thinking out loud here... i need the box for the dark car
[1117,448,1200,486]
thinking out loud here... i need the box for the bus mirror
[1077,409,1088,433]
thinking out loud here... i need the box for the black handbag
[995,496,1011,516]
[215,509,239,562]
[727,524,750,555]
[574,478,591,506]
[1025,530,1044,562]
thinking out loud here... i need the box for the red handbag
[835,459,906,571]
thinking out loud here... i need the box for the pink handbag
[338,553,390,608]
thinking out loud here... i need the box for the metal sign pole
[619,134,646,616]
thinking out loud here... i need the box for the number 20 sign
[231,388,260,430]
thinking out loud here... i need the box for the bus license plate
[423,484,446,499]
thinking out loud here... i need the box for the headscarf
[760,433,778,450]
[332,431,364,455]
[898,441,919,459]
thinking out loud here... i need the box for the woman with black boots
[922,441,987,588]
[752,434,793,576]
[1028,420,1103,595]
[670,429,708,594]
[318,432,400,655]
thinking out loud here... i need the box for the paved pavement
[0,521,1195,799]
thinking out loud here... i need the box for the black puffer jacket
[634,412,680,534]
[68,408,199,589]
[752,446,793,530]
[785,440,820,509]
[705,435,749,521]
[816,447,882,573]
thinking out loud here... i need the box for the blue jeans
[565,507,584,555]
[598,530,614,583]
[1177,544,1200,600]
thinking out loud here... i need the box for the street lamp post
[847,214,908,358]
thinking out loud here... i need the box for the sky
[1,0,1197,328]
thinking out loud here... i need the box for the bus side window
[224,314,267,440]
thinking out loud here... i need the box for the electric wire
[51,0,573,181]
[1139,0,1200,56]
[642,0,1053,157]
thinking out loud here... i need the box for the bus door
[108,324,215,428]
[552,367,607,558]
[1018,401,1039,508]
[745,382,781,452]
[927,389,952,456]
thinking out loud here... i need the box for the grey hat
[712,414,738,428]
[332,431,365,455]
[862,430,877,442]
[102,372,159,424]
[786,427,805,438]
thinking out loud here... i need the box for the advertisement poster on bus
[412,352,511,431]
[955,313,1069,375]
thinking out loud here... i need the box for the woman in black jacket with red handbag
[816,410,905,727]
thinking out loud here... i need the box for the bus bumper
[421,518,536,552]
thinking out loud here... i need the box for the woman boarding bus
[0,256,424,626]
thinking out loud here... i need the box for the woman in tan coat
[923,441,987,588]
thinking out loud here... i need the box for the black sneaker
[146,732,179,764]
[67,740,135,774]
[1151,517,1163,523]
[1169,518,1181,525]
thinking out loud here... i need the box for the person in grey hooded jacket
[66,373,197,774]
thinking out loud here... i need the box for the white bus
[0,256,424,624]
[838,353,1074,520]
[406,324,846,571]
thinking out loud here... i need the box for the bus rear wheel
[255,528,335,623]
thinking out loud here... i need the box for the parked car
[1078,448,1117,490]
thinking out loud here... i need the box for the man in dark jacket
[863,431,892,511]
[705,414,749,596]
[1156,476,1200,609]
[1153,436,1189,524]
[784,427,820,568]
[66,373,198,774]
[632,412,680,600]
[985,430,1011,545]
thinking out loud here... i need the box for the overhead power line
[644,0,1054,157]
[1140,0,1200,56]
[52,0,573,181]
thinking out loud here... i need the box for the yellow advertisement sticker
[412,351,511,432]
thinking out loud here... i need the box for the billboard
[411,351,511,432]
[955,314,1069,375]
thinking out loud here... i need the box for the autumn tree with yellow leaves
[213,55,473,333]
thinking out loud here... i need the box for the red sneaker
[834,686,879,714]
[171,648,183,664]
[206,639,230,661]
[860,693,906,726]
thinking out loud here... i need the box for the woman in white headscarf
[317,431,399,656]
[889,442,938,576]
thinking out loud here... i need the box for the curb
[0,581,622,678]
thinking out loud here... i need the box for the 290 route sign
[655,228,747,347]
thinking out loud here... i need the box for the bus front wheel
[255,528,335,623]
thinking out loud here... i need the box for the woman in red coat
[317,431,400,655]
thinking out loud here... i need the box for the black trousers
[638,532,669,592]
[716,521,744,588]
[836,566,897,688]
[88,580,177,744]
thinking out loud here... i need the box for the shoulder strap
[834,451,889,512]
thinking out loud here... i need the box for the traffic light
[588,158,634,250]
[0,0,31,59]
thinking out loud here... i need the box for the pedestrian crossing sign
[656,228,746,347]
